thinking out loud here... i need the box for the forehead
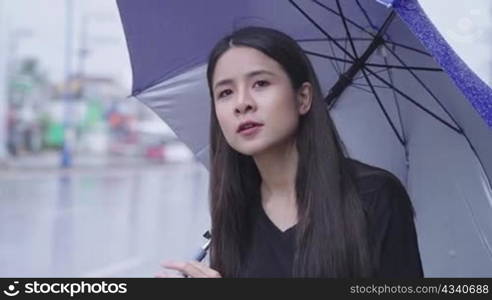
[212,47,284,84]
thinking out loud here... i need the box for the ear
[297,82,313,115]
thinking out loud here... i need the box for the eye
[217,89,232,99]
[253,80,269,88]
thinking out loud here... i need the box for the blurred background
[0,0,490,277]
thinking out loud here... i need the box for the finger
[154,270,183,278]
[160,260,176,268]
[154,271,169,278]
[161,261,221,278]
[161,261,207,278]
[188,261,221,278]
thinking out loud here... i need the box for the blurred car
[136,120,194,163]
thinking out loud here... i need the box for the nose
[234,89,256,115]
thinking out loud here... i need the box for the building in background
[7,58,52,156]
[0,0,194,166]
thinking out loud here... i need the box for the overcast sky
[1,0,491,93]
[420,0,491,86]
[2,0,132,93]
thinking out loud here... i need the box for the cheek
[215,107,235,139]
[269,93,299,127]
[269,104,300,141]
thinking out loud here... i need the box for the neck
[253,137,298,207]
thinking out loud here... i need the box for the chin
[232,142,269,157]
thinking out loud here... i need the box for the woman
[157,26,424,278]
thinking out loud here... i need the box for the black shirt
[237,158,424,278]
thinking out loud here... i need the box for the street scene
[0,0,209,277]
[0,162,210,277]
[0,0,491,278]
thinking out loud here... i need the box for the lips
[237,121,264,133]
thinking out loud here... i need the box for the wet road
[0,162,210,277]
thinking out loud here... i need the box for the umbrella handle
[182,230,211,278]
[193,230,211,262]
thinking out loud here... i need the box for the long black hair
[206,26,374,277]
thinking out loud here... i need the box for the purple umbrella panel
[117,0,492,276]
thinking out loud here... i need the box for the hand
[155,261,222,278]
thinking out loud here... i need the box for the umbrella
[117,0,492,276]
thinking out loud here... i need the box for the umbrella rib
[385,41,432,57]
[384,56,409,149]
[327,39,343,74]
[384,57,410,177]
[349,84,373,94]
[365,67,462,134]
[361,68,406,146]
[356,0,377,30]
[297,37,372,42]
[459,188,492,265]
[303,50,354,64]
[336,0,359,59]
[342,38,349,73]
[290,0,356,61]
[352,82,394,90]
[353,67,390,81]
[297,38,432,57]
[311,1,380,38]
[311,2,435,59]
[381,43,464,131]
[365,63,443,72]
[325,12,396,109]
[367,61,492,187]
[299,47,344,75]
[297,37,363,42]
[379,45,492,187]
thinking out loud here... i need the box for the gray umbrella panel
[119,0,492,276]
[134,65,211,167]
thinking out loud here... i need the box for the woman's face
[212,46,311,156]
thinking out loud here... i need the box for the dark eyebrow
[213,70,276,91]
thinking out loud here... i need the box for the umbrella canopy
[117,0,492,276]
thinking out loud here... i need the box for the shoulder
[345,158,415,218]
[345,158,423,277]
